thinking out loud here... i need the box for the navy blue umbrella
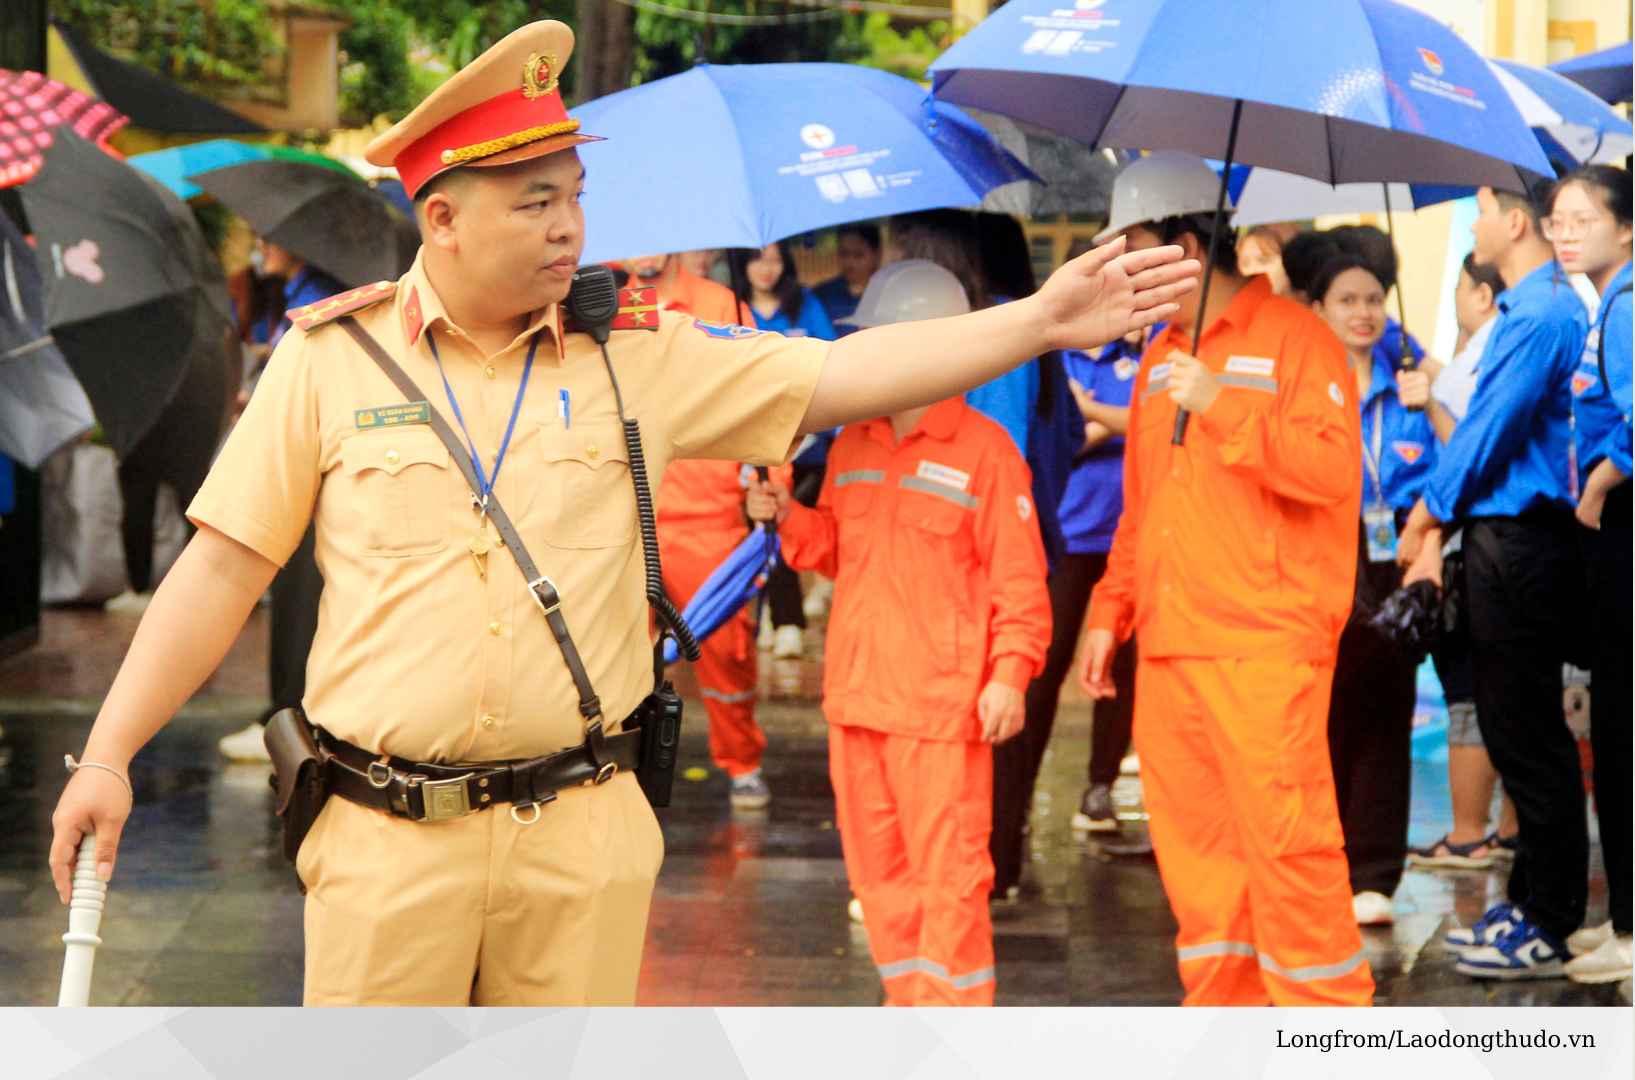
[663,524,781,666]
[1550,41,1633,105]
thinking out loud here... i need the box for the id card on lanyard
[1361,396,1397,563]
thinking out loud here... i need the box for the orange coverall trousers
[1135,656,1373,1006]
[831,724,996,1006]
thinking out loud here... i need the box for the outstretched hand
[1035,237,1199,354]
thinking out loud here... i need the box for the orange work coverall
[780,398,1051,1006]
[655,270,773,777]
[1088,275,1370,1006]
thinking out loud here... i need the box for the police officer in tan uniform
[49,21,1197,1006]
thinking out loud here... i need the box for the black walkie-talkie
[565,264,621,344]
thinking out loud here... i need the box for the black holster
[630,682,684,808]
[263,707,330,865]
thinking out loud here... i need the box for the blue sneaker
[1442,903,1522,955]
[1455,918,1569,980]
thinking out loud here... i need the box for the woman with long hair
[726,242,836,658]
[1549,163,1632,984]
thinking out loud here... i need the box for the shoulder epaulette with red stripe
[287,280,398,332]
[563,286,661,334]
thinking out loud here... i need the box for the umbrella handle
[58,833,104,1007]
[754,465,778,537]
[1174,99,1244,446]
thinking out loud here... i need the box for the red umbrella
[0,70,127,189]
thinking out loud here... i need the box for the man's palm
[1038,238,1197,352]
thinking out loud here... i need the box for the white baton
[57,833,106,1007]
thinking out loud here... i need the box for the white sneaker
[802,578,832,619]
[1119,753,1140,776]
[1568,919,1615,957]
[1565,934,1633,984]
[757,617,775,650]
[772,624,805,659]
[104,590,151,615]
[848,897,865,924]
[218,722,270,762]
[1353,891,1395,926]
[729,768,771,809]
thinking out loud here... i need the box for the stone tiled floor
[0,609,1625,1006]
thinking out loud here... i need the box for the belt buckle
[418,774,473,821]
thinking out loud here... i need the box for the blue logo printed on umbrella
[693,319,764,340]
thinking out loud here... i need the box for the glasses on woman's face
[1543,211,1605,242]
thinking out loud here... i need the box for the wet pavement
[0,608,1626,1006]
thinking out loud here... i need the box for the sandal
[1408,834,1494,869]
[1486,832,1517,861]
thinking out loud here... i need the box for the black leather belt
[319,719,642,824]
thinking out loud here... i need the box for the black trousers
[1466,511,1588,941]
[1328,595,1417,898]
[990,552,1136,893]
[765,461,827,630]
[116,461,205,593]
[1583,482,1632,934]
[267,523,322,717]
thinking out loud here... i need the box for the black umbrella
[20,130,236,458]
[193,159,419,289]
[0,207,95,467]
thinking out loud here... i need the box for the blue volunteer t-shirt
[1359,347,1437,516]
[751,289,836,342]
[1056,338,1142,554]
[1571,260,1633,484]
[812,275,862,335]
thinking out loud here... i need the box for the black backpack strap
[338,316,602,723]
[1597,283,1632,399]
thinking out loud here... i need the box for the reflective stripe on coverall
[654,269,769,777]
[781,397,1051,1005]
[1088,276,1373,1006]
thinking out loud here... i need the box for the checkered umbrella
[0,69,127,189]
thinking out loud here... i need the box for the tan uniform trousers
[296,769,664,1005]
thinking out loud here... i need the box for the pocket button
[386,450,400,465]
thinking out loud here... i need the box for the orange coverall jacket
[780,398,1052,741]
[1088,276,1362,660]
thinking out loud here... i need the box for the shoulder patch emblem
[1328,381,1345,407]
[692,319,764,340]
[287,280,397,332]
[562,286,660,334]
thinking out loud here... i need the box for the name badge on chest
[1363,505,1398,564]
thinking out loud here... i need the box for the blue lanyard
[426,329,538,507]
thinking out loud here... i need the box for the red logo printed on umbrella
[63,239,104,284]
[1418,48,1444,76]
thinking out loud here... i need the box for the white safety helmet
[1094,150,1231,242]
[837,258,970,328]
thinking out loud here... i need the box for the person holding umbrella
[217,239,348,764]
[748,260,1052,1006]
[1077,151,1370,1007]
[45,20,1196,1007]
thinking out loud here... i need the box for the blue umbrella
[929,0,1551,189]
[127,140,268,199]
[663,524,780,666]
[931,0,1551,444]
[1550,41,1633,105]
[1491,58,1632,165]
[570,63,1037,264]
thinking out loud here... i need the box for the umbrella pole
[1173,98,1243,446]
[1382,183,1414,372]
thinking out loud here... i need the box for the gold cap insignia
[523,52,560,99]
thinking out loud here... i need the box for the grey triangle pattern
[161,1007,472,1080]
[476,1008,593,1080]
[88,1023,217,1080]
[716,1006,944,1079]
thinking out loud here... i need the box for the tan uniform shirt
[190,255,827,762]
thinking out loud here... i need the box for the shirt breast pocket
[895,488,974,674]
[335,427,452,556]
[538,421,638,549]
